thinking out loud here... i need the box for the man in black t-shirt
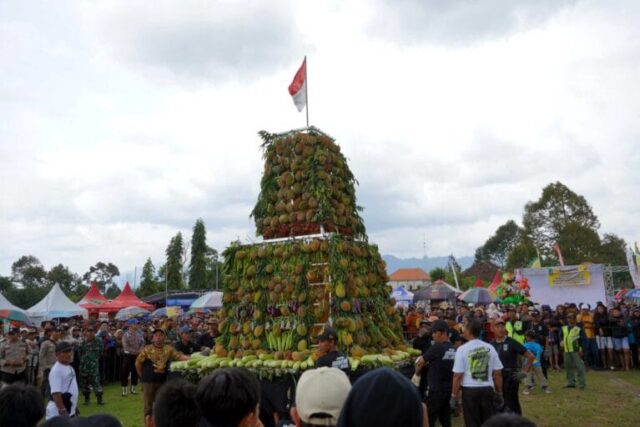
[529,310,549,377]
[490,319,535,415]
[415,320,456,427]
[412,320,432,354]
[174,328,198,356]
[316,327,350,375]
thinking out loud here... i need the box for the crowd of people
[0,298,638,427]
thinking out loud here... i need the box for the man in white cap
[290,367,351,427]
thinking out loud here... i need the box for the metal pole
[305,55,309,128]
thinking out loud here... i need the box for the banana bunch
[266,330,294,352]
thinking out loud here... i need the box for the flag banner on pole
[288,58,307,112]
[553,243,565,266]
[627,248,639,289]
[527,257,542,268]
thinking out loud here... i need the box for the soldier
[0,327,31,384]
[79,326,105,405]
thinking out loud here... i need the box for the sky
[1,0,639,279]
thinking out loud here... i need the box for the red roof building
[388,268,431,291]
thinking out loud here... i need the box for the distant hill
[382,255,473,276]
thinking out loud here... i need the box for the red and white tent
[78,282,109,316]
[101,282,154,312]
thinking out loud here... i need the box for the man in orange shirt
[577,304,599,368]
[405,306,420,339]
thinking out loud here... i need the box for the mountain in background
[383,254,473,275]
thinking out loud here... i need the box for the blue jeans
[581,337,599,367]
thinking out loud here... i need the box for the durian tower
[216,128,404,361]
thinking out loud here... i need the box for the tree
[139,258,159,297]
[11,255,47,287]
[505,235,538,270]
[429,267,447,281]
[105,283,121,299]
[48,264,80,295]
[206,247,223,290]
[598,234,627,265]
[555,222,601,265]
[523,182,600,255]
[0,276,14,293]
[82,262,120,292]
[189,219,209,289]
[166,233,185,290]
[475,220,522,268]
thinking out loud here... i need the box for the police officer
[561,314,586,389]
[0,327,30,384]
[79,326,104,405]
[505,307,527,344]
[490,318,535,415]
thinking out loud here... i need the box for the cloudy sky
[1,0,639,279]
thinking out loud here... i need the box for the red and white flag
[288,58,307,112]
[553,243,565,266]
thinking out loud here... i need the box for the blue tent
[392,286,414,306]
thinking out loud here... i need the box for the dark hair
[482,413,537,427]
[525,330,537,339]
[153,379,200,427]
[0,383,45,427]
[465,319,483,338]
[196,368,261,427]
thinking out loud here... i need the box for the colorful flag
[553,243,565,266]
[288,57,307,112]
[527,257,542,268]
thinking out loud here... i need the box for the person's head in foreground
[196,367,263,427]
[0,383,45,427]
[462,318,483,341]
[337,367,426,427]
[42,414,122,427]
[482,413,537,427]
[291,367,351,427]
[151,379,200,427]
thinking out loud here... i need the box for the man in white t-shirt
[450,319,504,427]
[46,341,79,420]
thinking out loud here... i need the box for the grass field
[81,369,640,427]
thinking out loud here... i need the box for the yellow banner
[548,264,591,288]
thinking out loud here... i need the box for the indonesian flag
[288,58,307,112]
[553,243,565,266]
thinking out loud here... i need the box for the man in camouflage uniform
[79,326,104,405]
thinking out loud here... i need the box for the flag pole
[305,56,309,128]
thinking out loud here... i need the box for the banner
[627,248,639,289]
[518,264,606,307]
[548,264,591,288]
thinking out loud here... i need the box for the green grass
[80,370,640,427]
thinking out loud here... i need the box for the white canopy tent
[391,286,414,306]
[27,284,88,323]
[190,291,223,309]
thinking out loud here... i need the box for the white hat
[296,367,351,426]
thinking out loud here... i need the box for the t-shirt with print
[523,341,543,367]
[490,337,526,371]
[423,341,456,392]
[453,339,503,388]
[316,350,351,375]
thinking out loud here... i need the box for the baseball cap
[55,341,73,353]
[317,326,338,342]
[296,367,351,426]
[127,318,138,325]
[429,320,449,334]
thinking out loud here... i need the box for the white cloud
[1,0,639,276]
